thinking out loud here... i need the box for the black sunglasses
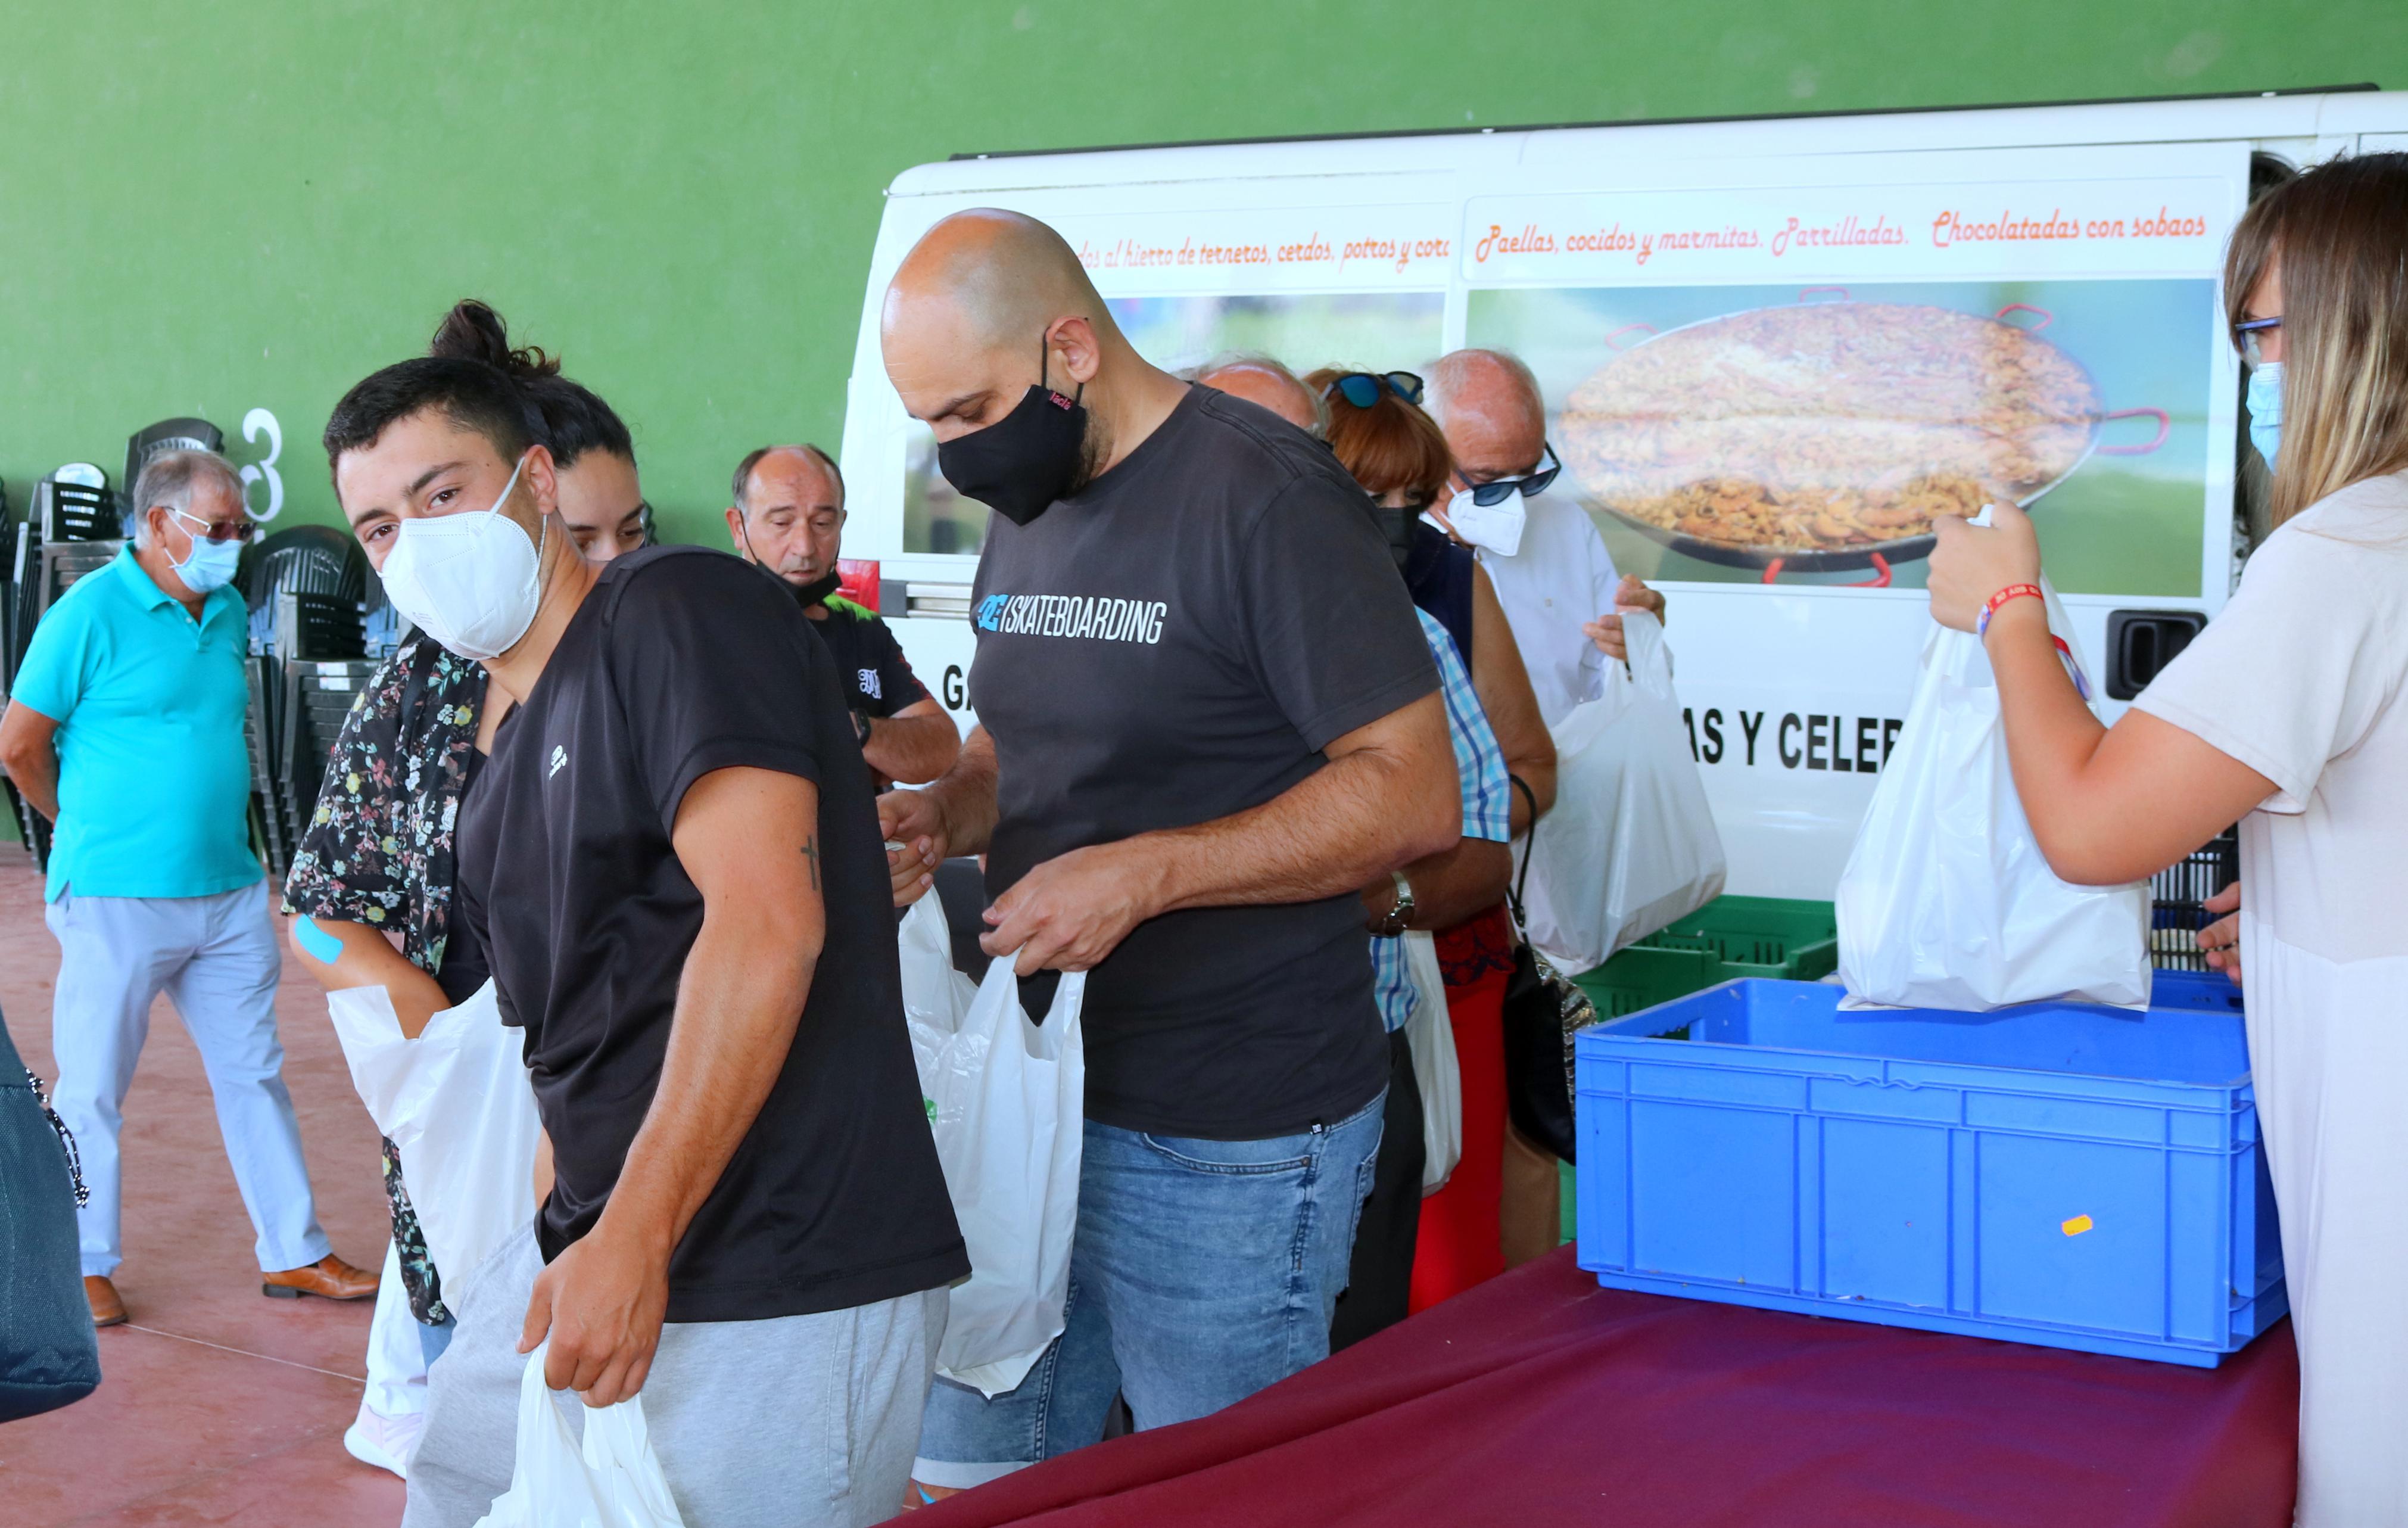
[1323,371,1424,409]
[1454,441,1562,506]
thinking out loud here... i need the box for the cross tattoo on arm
[800,836,820,891]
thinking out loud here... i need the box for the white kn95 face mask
[1431,482,1528,559]
[378,452,546,661]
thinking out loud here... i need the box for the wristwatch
[1374,871,1416,938]
[851,708,874,746]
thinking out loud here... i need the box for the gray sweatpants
[403,1224,945,1528]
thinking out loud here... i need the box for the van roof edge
[945,83,2382,162]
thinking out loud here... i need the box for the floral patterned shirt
[282,636,489,1324]
[284,637,487,981]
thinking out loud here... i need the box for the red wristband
[1977,583,2043,637]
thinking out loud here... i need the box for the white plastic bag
[1519,612,1727,972]
[898,897,1085,1398]
[1400,929,1461,1194]
[472,1344,686,1528]
[1835,581,2152,1010]
[326,980,540,1286]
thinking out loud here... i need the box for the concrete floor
[0,855,406,1526]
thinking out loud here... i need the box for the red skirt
[1407,901,1515,1313]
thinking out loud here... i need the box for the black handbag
[0,1003,100,1422]
[1500,778,1600,1164]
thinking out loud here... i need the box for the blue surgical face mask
[2245,362,2284,471]
[169,511,244,595]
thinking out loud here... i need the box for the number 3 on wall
[239,407,284,522]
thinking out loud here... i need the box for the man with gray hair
[0,450,375,1328]
[1186,352,1331,437]
[724,443,960,788]
[1427,347,1671,1266]
[1426,347,1667,726]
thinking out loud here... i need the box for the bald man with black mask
[879,210,1457,1496]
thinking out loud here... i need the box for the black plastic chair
[30,481,119,544]
[244,524,366,610]
[122,418,225,510]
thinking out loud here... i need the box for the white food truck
[833,86,2408,903]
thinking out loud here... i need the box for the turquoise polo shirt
[8,546,262,903]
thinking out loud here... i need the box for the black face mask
[790,568,842,608]
[934,336,1089,527]
[1373,503,1419,571]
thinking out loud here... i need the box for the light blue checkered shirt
[1370,609,1514,1033]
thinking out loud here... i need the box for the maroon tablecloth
[916,1246,2297,1528]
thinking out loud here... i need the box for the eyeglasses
[1322,371,1423,409]
[1453,441,1562,506]
[2234,315,2282,366]
[172,509,259,544]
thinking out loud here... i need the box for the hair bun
[428,298,561,379]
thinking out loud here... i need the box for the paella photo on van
[1467,279,2216,595]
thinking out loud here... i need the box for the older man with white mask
[1425,347,1675,1265]
[1425,348,1666,726]
[0,450,376,1330]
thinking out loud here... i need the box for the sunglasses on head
[1322,371,1424,409]
[1453,441,1562,506]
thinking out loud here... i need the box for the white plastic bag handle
[582,1382,687,1526]
[1618,609,1675,696]
[473,1344,688,1528]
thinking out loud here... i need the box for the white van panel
[843,91,2408,900]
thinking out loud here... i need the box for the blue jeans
[915,1088,1384,1487]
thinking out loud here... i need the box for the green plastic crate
[1636,896,1839,983]
[1571,944,1719,1018]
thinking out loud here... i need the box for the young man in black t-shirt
[880,210,1460,1496]
[725,443,960,789]
[322,357,966,1527]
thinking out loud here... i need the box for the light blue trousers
[45,881,329,1278]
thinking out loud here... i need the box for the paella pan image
[1537,291,2178,583]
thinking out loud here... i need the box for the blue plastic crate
[1575,974,2282,1367]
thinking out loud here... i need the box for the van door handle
[2105,610,2207,700]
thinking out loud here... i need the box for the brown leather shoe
[85,1275,127,1328]
[261,1253,379,1302]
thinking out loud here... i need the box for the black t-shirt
[970,386,1439,1139]
[456,546,967,1324]
[432,746,491,1006]
[806,596,930,719]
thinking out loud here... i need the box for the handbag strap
[1506,774,1538,932]
[17,1069,88,1208]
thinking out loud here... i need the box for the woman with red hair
[1306,366,1557,1318]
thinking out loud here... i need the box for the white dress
[1469,493,1620,728]
[2135,471,2408,1527]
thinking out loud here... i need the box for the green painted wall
[2,2,2397,553]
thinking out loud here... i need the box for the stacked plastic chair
[242,525,376,877]
[3,467,123,871]
[122,418,225,508]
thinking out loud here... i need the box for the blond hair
[2224,153,2408,526]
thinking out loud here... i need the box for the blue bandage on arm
[293,914,345,966]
